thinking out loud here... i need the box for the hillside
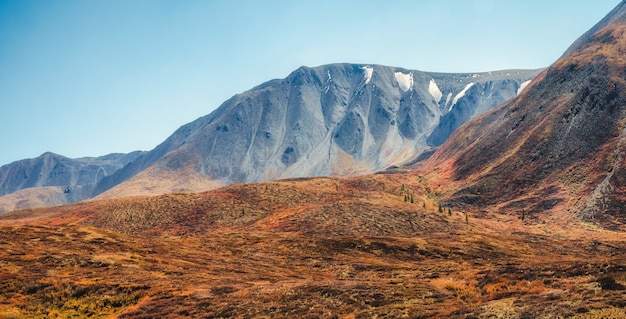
[422,6,626,231]
[1,174,625,318]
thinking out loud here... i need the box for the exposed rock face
[426,74,531,147]
[424,2,626,228]
[95,64,537,197]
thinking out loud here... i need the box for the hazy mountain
[424,2,626,228]
[94,64,538,199]
[0,152,143,213]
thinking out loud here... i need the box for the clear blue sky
[0,0,621,166]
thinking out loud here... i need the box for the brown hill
[422,13,626,231]
[1,174,625,318]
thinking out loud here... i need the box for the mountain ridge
[0,151,144,213]
[93,64,538,200]
[561,0,626,58]
[0,64,538,213]
[421,2,626,230]
[0,151,143,197]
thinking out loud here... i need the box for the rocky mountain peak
[89,63,536,200]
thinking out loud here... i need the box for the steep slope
[423,3,626,229]
[0,152,143,213]
[560,0,626,58]
[96,64,538,198]
[426,72,532,147]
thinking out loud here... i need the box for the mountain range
[0,152,142,213]
[0,65,538,213]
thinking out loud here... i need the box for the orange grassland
[1,172,625,318]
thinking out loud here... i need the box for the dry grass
[0,173,624,318]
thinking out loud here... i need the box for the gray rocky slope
[94,64,539,196]
[0,152,143,196]
[0,63,539,212]
[0,152,143,212]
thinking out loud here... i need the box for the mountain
[93,64,538,199]
[423,1,626,230]
[0,65,537,212]
[0,152,143,213]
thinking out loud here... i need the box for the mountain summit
[93,64,537,199]
[424,1,626,229]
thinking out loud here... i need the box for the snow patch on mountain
[361,66,373,84]
[450,82,475,110]
[395,72,413,91]
[444,92,453,109]
[428,79,443,103]
[517,80,531,95]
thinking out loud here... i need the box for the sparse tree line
[396,182,471,224]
